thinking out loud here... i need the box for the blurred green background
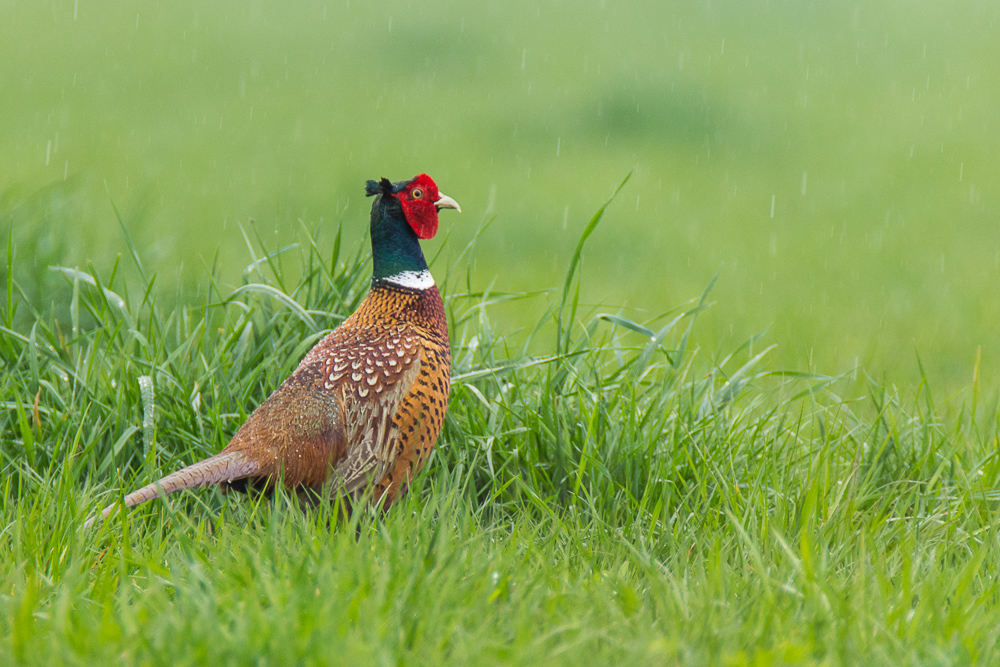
[2,0,997,390]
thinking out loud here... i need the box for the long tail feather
[84,451,260,529]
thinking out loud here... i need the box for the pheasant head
[365,174,461,285]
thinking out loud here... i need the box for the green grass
[3,193,1000,664]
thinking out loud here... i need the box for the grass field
[3,0,1000,664]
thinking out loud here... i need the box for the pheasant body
[87,174,459,527]
[292,279,451,504]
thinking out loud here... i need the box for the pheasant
[85,174,460,528]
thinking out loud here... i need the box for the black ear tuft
[364,178,395,198]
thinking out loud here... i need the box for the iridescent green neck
[369,193,428,283]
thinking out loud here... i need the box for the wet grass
[3,189,1000,664]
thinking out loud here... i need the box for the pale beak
[434,193,461,213]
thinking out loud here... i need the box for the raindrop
[45,140,51,166]
[487,184,497,213]
[959,162,963,181]
[801,172,807,195]
[770,195,775,218]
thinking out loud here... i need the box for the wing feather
[329,351,422,496]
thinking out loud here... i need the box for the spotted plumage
[85,174,459,528]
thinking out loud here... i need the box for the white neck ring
[383,269,435,290]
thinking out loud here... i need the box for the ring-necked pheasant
[85,174,460,528]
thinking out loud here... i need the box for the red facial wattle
[399,200,438,240]
[397,173,460,240]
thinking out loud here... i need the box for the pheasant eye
[411,188,424,199]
